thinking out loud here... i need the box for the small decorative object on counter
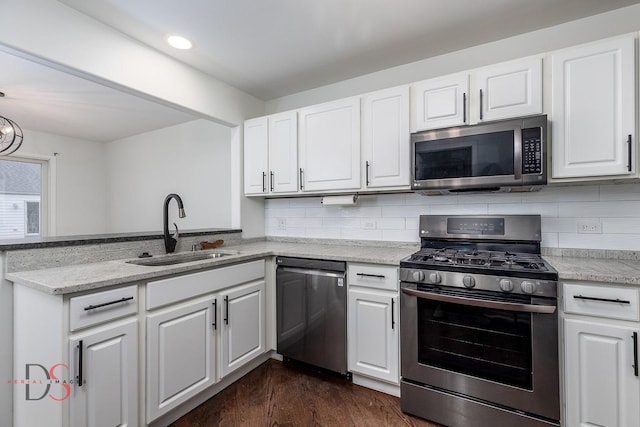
[200,239,224,250]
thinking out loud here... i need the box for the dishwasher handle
[277,266,346,279]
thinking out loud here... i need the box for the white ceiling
[58,0,640,100]
[2,0,640,143]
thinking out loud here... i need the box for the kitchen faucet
[163,193,186,253]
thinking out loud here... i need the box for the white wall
[19,129,108,236]
[105,119,232,233]
[265,183,640,251]
[266,4,640,112]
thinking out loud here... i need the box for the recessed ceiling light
[166,35,193,50]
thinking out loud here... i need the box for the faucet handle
[172,222,180,240]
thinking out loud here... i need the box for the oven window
[414,130,514,180]
[417,298,533,390]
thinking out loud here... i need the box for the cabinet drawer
[348,263,398,291]
[147,260,265,310]
[69,285,138,331]
[563,282,639,321]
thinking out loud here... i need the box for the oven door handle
[401,287,557,314]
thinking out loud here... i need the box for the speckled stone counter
[6,240,418,295]
[544,255,640,286]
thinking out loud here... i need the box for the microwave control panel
[522,127,542,174]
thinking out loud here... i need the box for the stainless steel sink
[126,250,238,266]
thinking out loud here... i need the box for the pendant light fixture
[0,92,24,156]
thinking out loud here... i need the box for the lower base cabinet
[564,319,640,427]
[219,281,266,378]
[347,263,399,386]
[563,282,640,427]
[146,297,217,421]
[348,288,398,383]
[146,277,266,422]
[68,319,138,427]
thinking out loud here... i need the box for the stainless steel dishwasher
[276,257,348,375]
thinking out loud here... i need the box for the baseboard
[352,374,400,397]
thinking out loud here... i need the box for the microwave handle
[479,89,483,121]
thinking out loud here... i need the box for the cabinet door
[348,288,398,384]
[243,117,268,195]
[565,319,640,427]
[411,74,469,131]
[475,56,542,122]
[69,319,138,427]
[551,36,635,178]
[146,297,216,422]
[219,280,266,378]
[299,97,361,191]
[268,111,298,193]
[362,86,410,189]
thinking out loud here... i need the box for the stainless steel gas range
[400,215,560,427]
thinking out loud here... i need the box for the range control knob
[412,271,425,282]
[499,279,514,292]
[462,275,476,288]
[521,281,537,294]
[429,272,442,284]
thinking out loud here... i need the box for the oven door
[400,282,559,420]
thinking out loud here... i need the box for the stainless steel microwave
[411,115,547,194]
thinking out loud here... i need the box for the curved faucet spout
[163,193,186,253]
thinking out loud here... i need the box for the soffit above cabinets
[58,0,640,100]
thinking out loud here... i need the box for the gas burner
[433,255,449,262]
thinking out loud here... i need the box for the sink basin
[126,251,238,267]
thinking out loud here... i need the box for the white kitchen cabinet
[565,319,640,427]
[411,57,541,132]
[268,111,298,193]
[69,319,138,427]
[146,296,217,422]
[299,97,361,192]
[348,288,398,384]
[243,116,269,194]
[551,35,636,179]
[475,56,542,122]
[347,263,399,389]
[412,73,469,131]
[563,282,640,427]
[219,280,266,377]
[362,86,410,189]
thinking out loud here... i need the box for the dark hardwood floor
[170,359,440,427]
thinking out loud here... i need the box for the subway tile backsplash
[264,182,640,251]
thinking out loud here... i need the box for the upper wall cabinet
[243,112,298,195]
[475,56,542,122]
[362,86,410,189]
[299,97,361,192]
[243,117,268,195]
[551,35,636,180]
[412,74,469,131]
[412,56,542,132]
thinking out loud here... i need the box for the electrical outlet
[278,219,286,230]
[362,220,376,230]
[578,221,602,234]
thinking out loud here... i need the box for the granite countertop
[8,237,640,295]
[544,255,640,286]
[6,240,417,295]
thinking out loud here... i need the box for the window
[0,157,48,240]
